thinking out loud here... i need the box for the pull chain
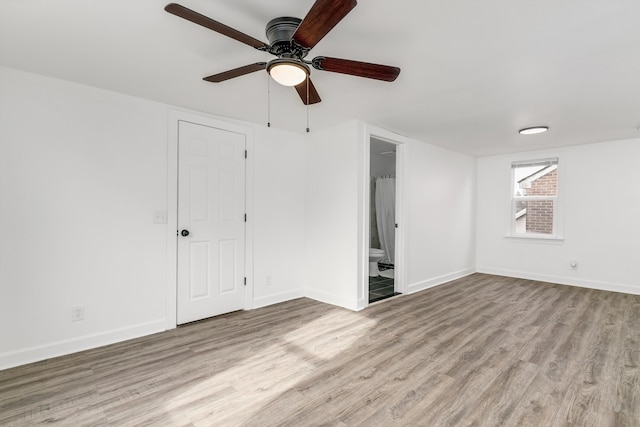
[306,76,310,133]
[267,74,271,128]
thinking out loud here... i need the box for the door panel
[177,121,246,324]
[218,239,237,294]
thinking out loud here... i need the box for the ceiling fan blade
[312,56,400,82]
[165,3,269,50]
[203,62,267,83]
[292,0,357,49]
[294,78,322,105]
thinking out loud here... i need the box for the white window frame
[509,157,562,240]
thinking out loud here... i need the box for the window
[511,158,559,238]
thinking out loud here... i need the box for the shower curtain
[375,177,395,264]
[370,178,380,249]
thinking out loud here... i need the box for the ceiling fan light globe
[268,61,309,86]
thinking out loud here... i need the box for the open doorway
[368,137,400,303]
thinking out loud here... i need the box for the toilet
[369,248,385,277]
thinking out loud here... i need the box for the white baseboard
[252,289,305,309]
[305,288,358,311]
[0,319,166,371]
[407,268,476,295]
[477,267,640,295]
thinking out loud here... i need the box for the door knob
[181,229,190,237]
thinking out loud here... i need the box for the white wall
[476,138,640,295]
[303,122,477,310]
[304,121,360,310]
[391,131,477,294]
[0,66,169,368]
[251,126,306,307]
[0,67,307,369]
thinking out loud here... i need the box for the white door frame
[358,122,408,310]
[165,109,255,329]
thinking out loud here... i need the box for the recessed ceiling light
[519,126,549,135]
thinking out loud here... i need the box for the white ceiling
[1,0,639,156]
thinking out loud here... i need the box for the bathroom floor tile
[369,281,392,291]
[368,274,399,303]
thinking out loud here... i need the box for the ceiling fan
[165,0,401,105]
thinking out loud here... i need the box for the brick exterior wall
[524,169,557,234]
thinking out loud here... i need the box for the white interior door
[177,120,246,325]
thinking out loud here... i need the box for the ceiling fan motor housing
[265,17,308,58]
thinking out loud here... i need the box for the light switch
[153,210,167,224]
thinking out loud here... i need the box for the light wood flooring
[1,273,639,426]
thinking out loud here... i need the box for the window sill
[504,234,564,244]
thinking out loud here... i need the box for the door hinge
[244,213,247,222]
[244,277,247,286]
[244,150,247,159]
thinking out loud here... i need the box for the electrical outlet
[570,260,578,270]
[72,305,85,322]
